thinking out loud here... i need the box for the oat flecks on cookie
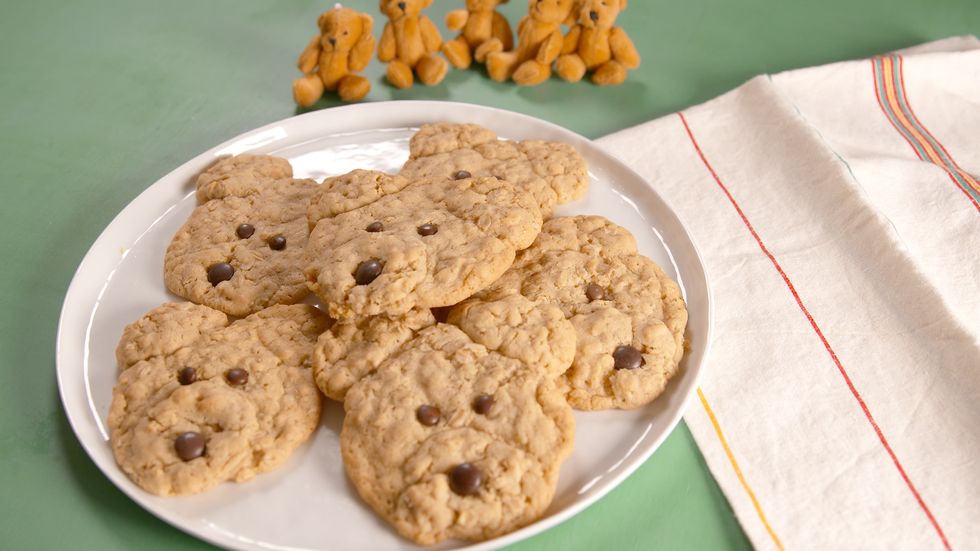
[339,295,576,545]
[108,303,330,496]
[401,123,589,216]
[165,155,318,317]
[305,169,543,319]
[467,215,689,410]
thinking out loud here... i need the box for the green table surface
[1,0,976,549]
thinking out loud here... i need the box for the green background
[1,0,976,548]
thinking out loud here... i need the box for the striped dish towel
[597,36,980,550]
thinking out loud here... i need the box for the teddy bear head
[527,0,577,24]
[318,6,373,53]
[577,0,627,29]
[380,0,432,20]
[466,0,508,11]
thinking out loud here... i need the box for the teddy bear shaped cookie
[304,167,542,319]
[165,155,318,317]
[399,122,589,216]
[485,0,577,85]
[441,0,514,70]
[293,5,376,105]
[109,302,330,496]
[334,295,577,544]
[377,0,449,88]
[556,0,640,85]
[465,216,688,410]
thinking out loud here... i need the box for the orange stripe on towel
[697,388,786,551]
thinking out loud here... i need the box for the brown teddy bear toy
[441,0,514,70]
[378,0,449,88]
[556,0,640,85]
[485,0,577,86]
[293,5,376,106]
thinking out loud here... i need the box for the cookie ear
[448,295,576,379]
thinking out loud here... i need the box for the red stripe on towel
[677,111,952,551]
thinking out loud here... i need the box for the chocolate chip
[453,170,471,180]
[431,306,452,323]
[613,345,646,370]
[225,368,248,386]
[354,259,383,285]
[586,283,606,301]
[417,223,438,236]
[416,405,441,426]
[449,463,482,495]
[177,367,196,385]
[268,235,287,250]
[472,394,495,415]
[366,221,384,232]
[236,223,255,239]
[207,262,234,286]
[174,432,206,461]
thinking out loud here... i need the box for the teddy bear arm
[536,30,564,65]
[378,23,397,61]
[420,16,443,53]
[446,9,468,32]
[491,12,513,51]
[349,33,376,72]
[297,35,322,73]
[610,27,640,69]
[561,25,581,55]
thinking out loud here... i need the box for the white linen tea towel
[597,36,980,550]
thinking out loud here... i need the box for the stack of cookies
[108,123,688,545]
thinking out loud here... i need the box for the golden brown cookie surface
[108,303,329,496]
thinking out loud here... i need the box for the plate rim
[55,100,713,551]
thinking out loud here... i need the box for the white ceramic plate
[56,101,711,551]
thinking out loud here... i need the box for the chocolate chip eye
[236,223,255,239]
[416,405,441,426]
[225,368,249,386]
[449,463,482,495]
[365,221,384,232]
[177,367,197,385]
[453,170,471,180]
[175,432,206,461]
[268,235,287,250]
[585,283,605,301]
[417,223,438,236]
[207,262,234,286]
[354,259,383,285]
[613,345,645,370]
[472,394,494,415]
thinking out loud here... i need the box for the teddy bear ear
[423,0,434,7]
[317,11,329,29]
[619,0,628,9]
[359,13,374,33]
[563,1,579,25]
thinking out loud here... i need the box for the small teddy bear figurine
[378,0,449,88]
[485,0,578,86]
[442,0,514,70]
[292,5,376,105]
[556,0,639,85]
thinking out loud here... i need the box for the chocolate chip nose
[328,37,336,46]
[590,10,599,22]
[397,1,406,10]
